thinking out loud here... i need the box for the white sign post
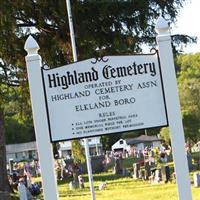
[156,16,193,200]
[24,36,59,200]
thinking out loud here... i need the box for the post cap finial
[24,35,40,55]
[155,16,169,34]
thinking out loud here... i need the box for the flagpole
[66,0,78,62]
[65,1,96,200]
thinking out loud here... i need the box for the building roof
[125,135,161,145]
[6,141,37,153]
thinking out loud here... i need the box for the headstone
[69,181,74,190]
[113,154,123,175]
[133,163,140,179]
[144,162,151,180]
[122,168,130,176]
[69,181,78,190]
[72,172,79,188]
[78,175,84,189]
[98,182,106,190]
[154,169,161,183]
[91,155,104,173]
[187,152,193,171]
[193,172,200,187]
[18,179,28,200]
[139,169,145,180]
[9,159,14,175]
[161,165,170,183]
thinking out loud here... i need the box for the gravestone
[18,180,29,200]
[187,152,193,171]
[144,162,151,180]
[193,172,200,187]
[133,163,140,179]
[9,159,14,175]
[78,175,84,189]
[72,171,79,188]
[69,181,75,190]
[122,168,130,176]
[154,169,161,183]
[91,155,104,173]
[139,169,145,180]
[69,181,79,190]
[113,154,123,175]
[161,165,170,183]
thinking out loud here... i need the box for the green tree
[177,53,200,144]
[0,85,11,195]
[0,69,33,195]
[0,17,32,197]
[0,0,197,67]
[4,86,34,144]
[160,127,170,145]
[71,140,85,163]
[101,133,122,151]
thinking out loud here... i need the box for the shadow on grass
[93,173,125,182]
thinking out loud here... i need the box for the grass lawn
[11,171,200,200]
[57,172,200,200]
[10,158,200,200]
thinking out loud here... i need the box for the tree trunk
[0,109,11,194]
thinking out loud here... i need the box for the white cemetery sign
[41,51,168,142]
[24,16,193,200]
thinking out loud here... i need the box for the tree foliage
[177,53,200,143]
[160,53,200,145]
[71,140,85,163]
[0,0,196,68]
[101,133,122,151]
[160,127,170,145]
[0,84,34,144]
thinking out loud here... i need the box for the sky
[172,0,200,53]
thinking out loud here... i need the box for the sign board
[42,50,168,142]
